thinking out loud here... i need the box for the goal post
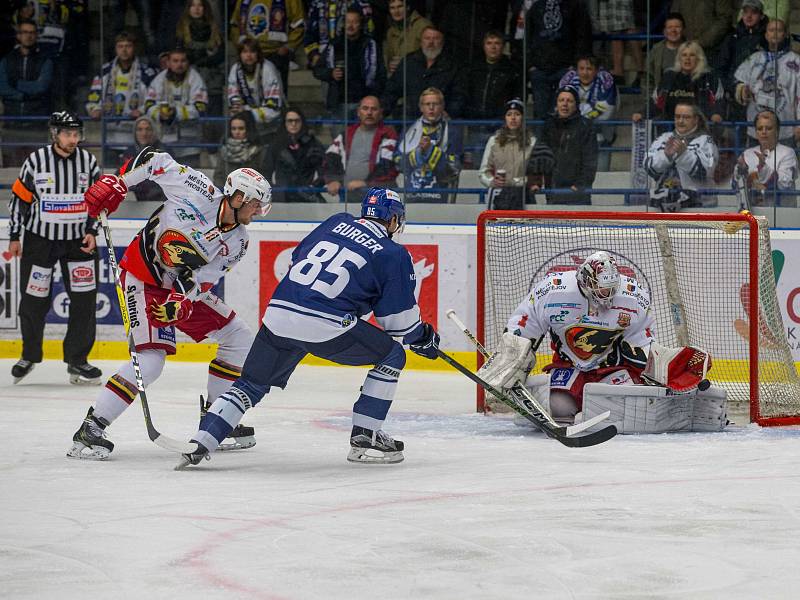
[476,210,800,427]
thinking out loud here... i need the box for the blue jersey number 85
[288,241,367,299]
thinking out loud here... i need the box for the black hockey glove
[409,322,440,360]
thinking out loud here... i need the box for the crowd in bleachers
[0,0,798,208]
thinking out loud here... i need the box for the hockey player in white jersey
[479,251,721,432]
[176,187,440,468]
[66,148,270,459]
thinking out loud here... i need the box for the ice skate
[347,426,404,464]
[11,359,35,384]
[67,363,103,385]
[67,407,114,460]
[174,441,211,470]
[200,395,256,451]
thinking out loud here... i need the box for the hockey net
[477,210,800,426]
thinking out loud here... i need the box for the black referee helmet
[49,111,83,140]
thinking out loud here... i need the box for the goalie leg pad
[477,332,534,389]
[581,383,727,434]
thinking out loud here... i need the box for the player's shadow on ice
[319,412,550,439]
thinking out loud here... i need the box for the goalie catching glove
[147,292,192,327]
[409,323,440,360]
[641,342,712,392]
[84,174,128,218]
[477,332,536,389]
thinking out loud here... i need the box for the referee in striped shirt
[7,111,104,385]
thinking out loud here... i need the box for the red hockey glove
[84,174,128,218]
[146,292,192,327]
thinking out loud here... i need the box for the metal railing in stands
[2,183,795,208]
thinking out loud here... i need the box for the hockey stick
[436,349,616,447]
[445,309,612,434]
[98,211,197,454]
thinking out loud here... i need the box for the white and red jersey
[118,151,249,299]
[507,271,655,372]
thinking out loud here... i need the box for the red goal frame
[476,210,798,427]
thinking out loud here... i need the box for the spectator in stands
[559,55,617,171]
[646,12,686,92]
[214,112,267,184]
[478,98,541,209]
[381,26,466,119]
[229,0,305,92]
[432,0,509,65]
[227,39,284,143]
[734,19,800,146]
[263,109,326,203]
[176,0,225,118]
[464,30,520,120]
[669,0,733,66]
[514,0,593,119]
[304,0,375,68]
[645,101,719,210]
[312,8,386,120]
[144,48,208,168]
[736,110,797,206]
[120,116,167,202]
[540,86,598,205]
[323,95,398,202]
[86,31,156,163]
[394,87,462,203]
[636,41,724,124]
[0,19,53,166]
[384,0,432,76]
[718,0,768,108]
[595,0,644,87]
[111,1,156,56]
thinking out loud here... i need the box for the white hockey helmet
[577,251,620,309]
[224,167,272,216]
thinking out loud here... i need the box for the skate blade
[66,442,111,460]
[347,447,404,464]
[69,375,102,386]
[217,436,256,451]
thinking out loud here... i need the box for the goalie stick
[436,349,616,447]
[99,212,198,454]
[444,309,612,432]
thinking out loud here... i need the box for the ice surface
[2,359,800,599]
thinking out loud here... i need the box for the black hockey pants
[18,231,99,365]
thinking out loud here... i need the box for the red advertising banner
[258,241,438,329]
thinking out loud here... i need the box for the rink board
[2,218,800,372]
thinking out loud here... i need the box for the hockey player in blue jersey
[176,187,440,468]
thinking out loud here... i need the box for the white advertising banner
[0,220,477,351]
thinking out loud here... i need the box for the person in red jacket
[323,95,399,202]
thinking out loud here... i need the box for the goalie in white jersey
[66,148,270,459]
[503,251,654,424]
[480,251,722,431]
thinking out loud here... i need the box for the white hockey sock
[93,350,166,426]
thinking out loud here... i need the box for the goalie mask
[577,251,620,309]
[224,167,272,217]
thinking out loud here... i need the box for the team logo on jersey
[517,314,528,328]
[156,230,206,268]
[342,314,355,327]
[564,326,620,360]
[178,166,188,174]
[617,313,631,328]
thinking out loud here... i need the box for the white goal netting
[478,211,800,425]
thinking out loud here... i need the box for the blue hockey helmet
[361,187,405,234]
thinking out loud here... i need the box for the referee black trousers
[18,231,99,365]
